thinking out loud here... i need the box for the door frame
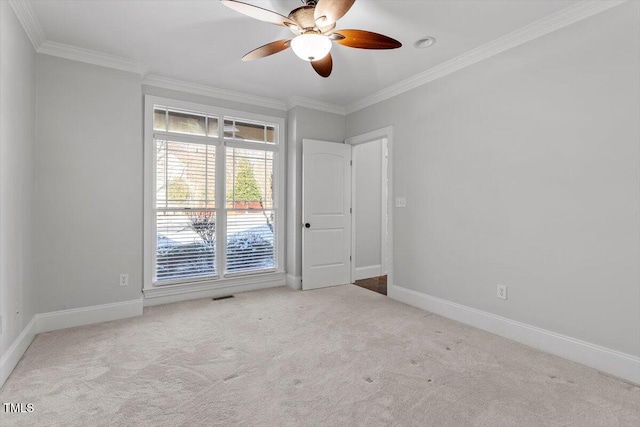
[349,137,388,281]
[345,126,394,288]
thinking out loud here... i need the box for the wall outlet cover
[497,284,507,300]
[395,197,407,208]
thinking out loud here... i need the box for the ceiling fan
[220,0,402,77]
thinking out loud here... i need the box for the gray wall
[0,2,37,357]
[35,56,144,313]
[30,61,293,315]
[346,2,640,356]
[286,106,346,281]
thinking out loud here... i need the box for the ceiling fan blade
[221,0,298,28]
[242,39,292,61]
[314,0,356,27]
[311,53,333,78]
[333,29,402,49]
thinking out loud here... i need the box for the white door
[302,139,351,290]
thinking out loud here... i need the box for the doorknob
[305,223,311,228]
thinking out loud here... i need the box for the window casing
[144,96,285,290]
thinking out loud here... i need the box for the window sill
[143,271,286,306]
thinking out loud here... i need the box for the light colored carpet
[1,285,638,426]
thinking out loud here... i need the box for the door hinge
[350,255,352,261]
[350,207,352,214]
[350,160,352,166]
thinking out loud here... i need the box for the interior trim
[286,96,346,115]
[143,273,286,306]
[1,299,143,389]
[7,0,45,49]
[345,126,395,295]
[0,316,37,389]
[38,40,147,75]
[143,74,289,112]
[9,0,626,115]
[390,284,640,385]
[345,0,628,114]
[286,274,302,290]
[36,299,144,334]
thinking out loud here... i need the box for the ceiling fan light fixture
[291,33,332,61]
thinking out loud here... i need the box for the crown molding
[8,0,46,49]
[37,40,147,75]
[286,96,346,116]
[9,0,626,116]
[142,74,288,112]
[346,0,628,115]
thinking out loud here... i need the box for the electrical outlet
[395,197,407,208]
[497,284,507,300]
[119,274,129,287]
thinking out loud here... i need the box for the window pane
[226,210,275,273]
[266,126,276,144]
[222,119,276,144]
[226,148,273,209]
[224,119,235,139]
[156,140,215,209]
[167,110,206,136]
[153,108,166,131]
[234,120,266,143]
[157,211,216,281]
[207,116,219,138]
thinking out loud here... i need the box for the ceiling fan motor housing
[289,5,334,34]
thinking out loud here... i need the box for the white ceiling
[29,0,580,106]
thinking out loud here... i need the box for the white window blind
[225,147,275,274]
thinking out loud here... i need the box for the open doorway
[301,127,394,294]
[348,130,391,296]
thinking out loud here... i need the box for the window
[145,97,284,289]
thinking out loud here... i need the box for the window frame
[144,95,285,292]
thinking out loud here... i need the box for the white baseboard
[286,274,302,290]
[389,285,640,385]
[353,265,382,281]
[144,274,286,306]
[36,299,144,333]
[1,299,144,389]
[0,316,37,389]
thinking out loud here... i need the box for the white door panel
[302,140,351,290]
